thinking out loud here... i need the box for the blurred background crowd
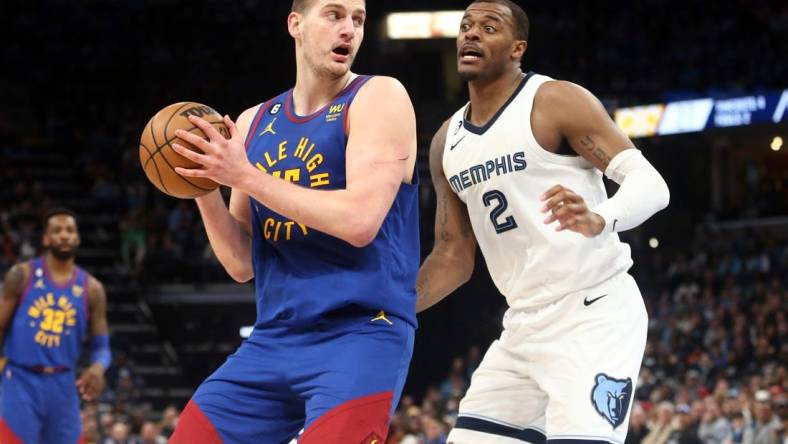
[1,0,787,443]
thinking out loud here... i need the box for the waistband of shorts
[508,271,631,315]
[8,361,72,375]
[253,306,413,336]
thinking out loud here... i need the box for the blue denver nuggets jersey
[3,257,89,368]
[244,75,419,328]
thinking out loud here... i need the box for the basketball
[139,102,230,199]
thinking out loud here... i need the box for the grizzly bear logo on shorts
[591,373,632,428]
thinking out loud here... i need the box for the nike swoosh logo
[450,135,466,151]
[583,294,607,306]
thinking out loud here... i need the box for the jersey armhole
[244,100,274,151]
[523,76,589,168]
[343,75,374,137]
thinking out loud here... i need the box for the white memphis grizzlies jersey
[443,73,633,310]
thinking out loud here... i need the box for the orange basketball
[139,102,230,199]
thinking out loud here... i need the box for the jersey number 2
[483,190,518,234]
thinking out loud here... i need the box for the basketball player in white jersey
[416,1,670,443]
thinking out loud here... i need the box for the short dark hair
[43,207,78,229]
[291,0,317,13]
[470,0,530,41]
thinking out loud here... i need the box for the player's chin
[50,247,77,260]
[458,66,481,81]
[328,60,353,77]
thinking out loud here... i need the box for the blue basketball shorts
[170,310,415,444]
[0,363,82,444]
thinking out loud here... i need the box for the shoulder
[7,261,30,280]
[431,119,451,151]
[237,103,265,129]
[353,76,411,104]
[3,262,31,296]
[534,80,597,110]
[534,80,609,127]
[347,76,415,136]
[429,119,452,168]
[86,274,107,306]
[238,104,261,123]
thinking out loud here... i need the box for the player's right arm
[0,263,27,365]
[415,121,477,313]
[193,107,257,283]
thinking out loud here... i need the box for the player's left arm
[76,276,110,401]
[0,263,28,371]
[538,80,670,236]
[173,76,417,248]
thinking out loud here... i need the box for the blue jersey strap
[90,335,112,370]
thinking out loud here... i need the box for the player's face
[299,0,366,79]
[457,3,523,82]
[42,214,80,260]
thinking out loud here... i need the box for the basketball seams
[147,116,173,195]
[141,102,226,198]
[147,102,191,168]
[139,141,170,196]
[162,103,192,146]
[160,112,223,192]
[154,148,214,195]
[144,122,225,170]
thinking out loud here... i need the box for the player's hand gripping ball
[139,102,230,199]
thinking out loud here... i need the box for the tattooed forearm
[438,194,448,226]
[437,193,451,242]
[580,135,613,168]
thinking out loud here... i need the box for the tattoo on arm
[438,193,450,242]
[3,265,26,301]
[580,135,613,168]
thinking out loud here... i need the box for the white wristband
[592,149,670,233]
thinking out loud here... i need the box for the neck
[45,251,75,278]
[466,68,524,126]
[293,54,354,116]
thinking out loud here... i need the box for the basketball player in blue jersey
[167,0,419,443]
[416,1,670,443]
[0,208,111,444]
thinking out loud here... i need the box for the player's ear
[511,40,527,62]
[288,12,303,40]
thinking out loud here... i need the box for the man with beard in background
[0,208,111,444]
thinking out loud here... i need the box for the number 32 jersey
[3,257,89,368]
[443,73,632,311]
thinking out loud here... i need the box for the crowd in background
[4,146,785,442]
[1,1,787,443]
[384,233,787,444]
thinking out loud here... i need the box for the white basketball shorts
[448,272,648,444]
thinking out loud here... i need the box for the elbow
[346,228,379,248]
[344,214,383,248]
[444,246,475,285]
[226,263,254,283]
[656,176,671,211]
[458,256,475,284]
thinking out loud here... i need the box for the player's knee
[0,419,24,444]
[300,392,392,444]
[169,400,224,444]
